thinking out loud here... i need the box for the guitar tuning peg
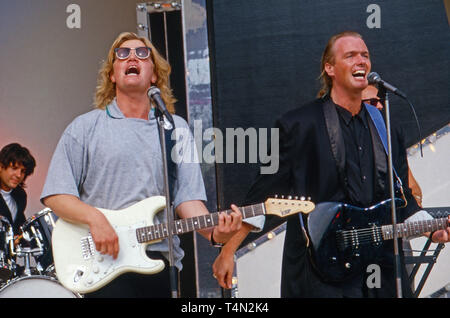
[300,196,305,201]
[307,196,311,201]
[274,194,278,198]
[294,196,299,200]
[281,195,285,199]
[288,195,292,200]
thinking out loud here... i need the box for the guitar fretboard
[382,217,448,240]
[135,203,265,243]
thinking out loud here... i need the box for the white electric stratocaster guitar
[52,195,314,294]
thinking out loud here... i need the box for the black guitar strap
[365,104,406,205]
[156,115,177,204]
[366,110,389,200]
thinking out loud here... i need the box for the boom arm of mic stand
[382,89,403,298]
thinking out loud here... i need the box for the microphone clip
[147,86,174,130]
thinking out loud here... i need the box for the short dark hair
[0,143,36,185]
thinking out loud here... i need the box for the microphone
[147,86,174,127]
[367,72,407,99]
[369,71,423,157]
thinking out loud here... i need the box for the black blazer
[0,186,27,234]
[245,98,419,297]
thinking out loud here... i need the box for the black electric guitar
[307,198,449,283]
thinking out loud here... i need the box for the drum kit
[0,208,80,298]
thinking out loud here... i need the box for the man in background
[0,143,36,234]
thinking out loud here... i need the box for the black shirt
[335,103,376,207]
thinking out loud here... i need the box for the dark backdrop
[207,0,450,242]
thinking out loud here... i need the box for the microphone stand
[155,108,178,298]
[380,87,403,298]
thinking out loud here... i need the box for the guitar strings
[338,220,447,246]
[339,224,446,238]
[339,218,447,239]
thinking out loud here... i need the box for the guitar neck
[382,217,449,240]
[136,203,265,243]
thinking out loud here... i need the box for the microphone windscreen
[147,86,160,98]
[367,72,381,84]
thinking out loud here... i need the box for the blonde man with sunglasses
[41,32,243,297]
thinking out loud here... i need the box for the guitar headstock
[264,195,315,218]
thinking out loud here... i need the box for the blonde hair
[317,31,363,98]
[94,32,176,113]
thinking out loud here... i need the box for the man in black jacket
[212,31,450,297]
[0,143,36,234]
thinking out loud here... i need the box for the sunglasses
[114,47,151,60]
[362,98,382,107]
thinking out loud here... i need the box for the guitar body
[52,196,167,294]
[307,199,401,282]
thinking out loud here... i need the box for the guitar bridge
[81,235,95,260]
[336,231,347,251]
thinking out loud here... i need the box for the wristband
[429,231,436,242]
[210,228,224,248]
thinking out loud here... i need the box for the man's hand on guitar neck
[176,200,243,244]
[212,204,243,244]
[429,216,450,244]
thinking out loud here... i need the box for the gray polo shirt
[41,99,207,269]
